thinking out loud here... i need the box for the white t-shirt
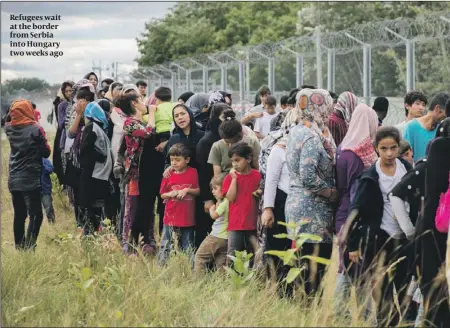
[254,112,278,138]
[376,158,408,239]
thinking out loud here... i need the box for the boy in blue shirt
[41,158,55,223]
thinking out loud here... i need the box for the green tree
[2,77,50,94]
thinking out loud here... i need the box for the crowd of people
[4,69,450,327]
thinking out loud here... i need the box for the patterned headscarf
[121,84,140,96]
[341,104,379,168]
[85,102,109,132]
[209,91,226,107]
[436,117,450,138]
[296,88,336,161]
[6,99,36,126]
[334,91,360,126]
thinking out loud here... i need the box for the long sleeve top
[263,145,290,208]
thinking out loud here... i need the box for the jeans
[11,188,44,249]
[158,225,195,265]
[227,230,259,266]
[41,193,55,222]
[118,190,125,238]
[194,235,228,274]
[333,272,376,325]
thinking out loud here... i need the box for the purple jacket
[335,146,364,233]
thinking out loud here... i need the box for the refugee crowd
[4,70,450,327]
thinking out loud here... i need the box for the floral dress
[285,124,335,244]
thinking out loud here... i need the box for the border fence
[133,11,450,126]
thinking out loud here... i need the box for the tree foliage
[136,2,450,96]
[2,77,50,94]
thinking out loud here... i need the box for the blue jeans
[157,225,195,265]
[333,272,376,325]
[41,193,55,222]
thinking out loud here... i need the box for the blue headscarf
[84,102,108,132]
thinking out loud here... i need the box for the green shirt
[155,102,175,134]
[210,199,229,239]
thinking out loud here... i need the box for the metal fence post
[316,27,323,89]
[171,72,177,100]
[327,48,335,92]
[268,57,275,93]
[406,40,415,91]
[186,70,191,92]
[202,66,208,93]
[239,61,245,103]
[221,66,227,91]
[296,55,304,88]
[363,45,372,105]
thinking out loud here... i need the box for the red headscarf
[6,100,36,126]
[34,109,41,122]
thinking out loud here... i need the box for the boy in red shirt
[222,143,261,265]
[158,143,200,265]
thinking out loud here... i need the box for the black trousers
[11,188,44,249]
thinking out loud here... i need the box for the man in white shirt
[254,95,278,140]
[396,91,427,135]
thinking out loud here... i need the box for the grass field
[1,134,369,327]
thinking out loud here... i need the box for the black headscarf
[96,99,113,140]
[178,91,194,104]
[84,71,98,82]
[436,117,450,138]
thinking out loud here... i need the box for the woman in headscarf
[65,80,96,229]
[53,81,73,186]
[165,104,205,247]
[5,99,51,250]
[79,101,112,235]
[178,91,194,104]
[333,104,379,323]
[328,91,360,147]
[285,88,337,298]
[84,72,99,90]
[104,82,123,103]
[193,91,233,131]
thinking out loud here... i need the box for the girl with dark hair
[84,72,99,90]
[105,82,123,102]
[344,126,413,327]
[208,109,261,179]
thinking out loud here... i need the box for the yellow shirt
[155,102,175,134]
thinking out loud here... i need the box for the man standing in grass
[403,92,450,162]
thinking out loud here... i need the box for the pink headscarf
[341,104,379,168]
[334,91,360,126]
[146,92,157,107]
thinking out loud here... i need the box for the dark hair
[280,95,289,106]
[178,91,194,103]
[404,91,427,116]
[168,143,191,159]
[428,92,450,113]
[374,126,401,148]
[266,95,277,107]
[76,87,95,102]
[136,80,147,88]
[87,73,98,82]
[329,91,338,103]
[287,95,297,106]
[258,85,271,96]
[110,82,123,92]
[31,103,36,109]
[155,86,172,102]
[445,98,450,118]
[289,88,300,99]
[210,173,226,189]
[373,97,389,113]
[219,109,242,140]
[210,103,231,119]
[228,142,253,160]
[102,78,114,86]
[301,84,316,90]
[116,93,139,116]
[102,86,109,94]
[399,140,411,155]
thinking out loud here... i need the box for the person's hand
[177,188,189,200]
[349,250,360,263]
[252,112,264,119]
[204,200,215,213]
[155,141,168,152]
[209,204,217,215]
[75,99,88,115]
[329,188,339,203]
[149,105,157,113]
[163,166,173,178]
[229,168,237,180]
[252,189,262,199]
[261,209,275,228]
[166,190,178,198]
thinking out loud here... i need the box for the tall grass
[1,135,369,327]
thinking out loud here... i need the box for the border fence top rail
[141,11,450,74]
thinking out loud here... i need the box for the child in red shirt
[222,143,261,265]
[158,143,200,265]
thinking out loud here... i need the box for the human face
[376,137,399,166]
[173,107,190,130]
[211,185,223,201]
[138,85,147,97]
[132,98,147,115]
[267,105,276,114]
[112,86,122,98]
[231,154,251,173]
[64,86,72,99]
[88,74,98,89]
[401,149,414,165]
[224,134,242,147]
[260,93,270,106]
[433,107,447,123]
[170,155,190,172]
[225,96,232,106]
[406,100,425,118]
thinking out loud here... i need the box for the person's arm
[36,126,51,158]
[403,123,413,153]
[210,199,228,220]
[225,170,238,203]
[123,118,153,139]
[176,169,200,199]
[263,146,284,209]
[80,124,106,164]
[390,195,415,240]
[43,159,54,174]
[253,117,264,140]
[241,111,263,126]
[68,112,82,138]
[57,102,68,130]
[208,142,223,177]
[251,139,261,170]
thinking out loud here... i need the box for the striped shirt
[328,111,347,147]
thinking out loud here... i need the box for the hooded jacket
[166,107,205,169]
[347,157,412,253]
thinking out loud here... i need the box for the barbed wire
[140,11,450,75]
